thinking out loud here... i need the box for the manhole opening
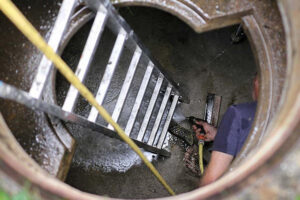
[55,6,257,199]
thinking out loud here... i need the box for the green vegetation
[0,189,10,200]
[0,188,31,200]
[0,182,34,200]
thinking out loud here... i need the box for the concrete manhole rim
[0,0,299,199]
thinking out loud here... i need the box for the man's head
[252,73,259,101]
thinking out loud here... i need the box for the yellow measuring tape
[0,0,175,195]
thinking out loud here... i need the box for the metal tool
[187,116,206,134]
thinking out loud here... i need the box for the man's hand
[192,121,217,142]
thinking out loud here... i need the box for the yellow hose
[198,143,204,175]
[0,0,175,195]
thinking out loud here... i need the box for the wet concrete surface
[57,7,256,199]
[0,0,73,177]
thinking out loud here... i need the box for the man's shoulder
[230,102,257,113]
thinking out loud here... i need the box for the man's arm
[199,151,233,187]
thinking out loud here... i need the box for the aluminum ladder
[0,0,188,156]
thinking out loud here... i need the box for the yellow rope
[0,0,175,195]
[199,143,204,175]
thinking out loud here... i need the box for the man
[193,74,259,186]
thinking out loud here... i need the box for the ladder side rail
[84,0,188,102]
[0,81,170,156]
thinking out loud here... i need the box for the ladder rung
[157,95,179,149]
[0,81,171,156]
[62,6,108,112]
[29,0,77,99]
[124,62,154,135]
[136,73,164,141]
[147,84,172,146]
[88,28,127,122]
[108,46,142,130]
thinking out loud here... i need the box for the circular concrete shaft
[0,0,299,199]
[55,7,256,198]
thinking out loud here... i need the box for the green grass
[0,181,33,200]
[0,189,10,200]
[0,188,31,200]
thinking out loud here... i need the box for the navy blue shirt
[212,102,257,156]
